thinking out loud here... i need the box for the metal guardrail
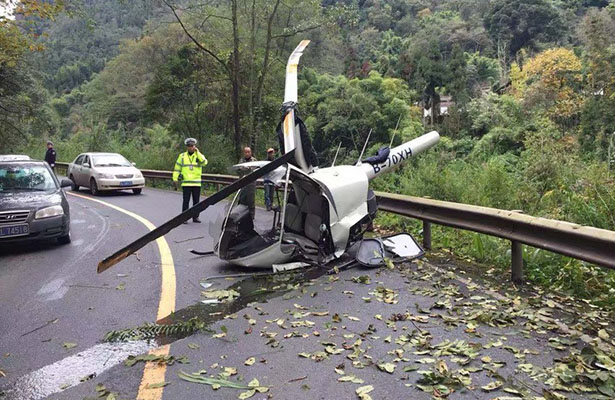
[56,162,242,190]
[56,162,615,283]
[375,192,615,282]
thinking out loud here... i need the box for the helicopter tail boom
[360,131,440,180]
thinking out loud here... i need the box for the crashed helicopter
[97,40,439,274]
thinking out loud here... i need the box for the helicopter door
[281,170,333,260]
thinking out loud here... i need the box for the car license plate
[120,181,132,186]
[0,224,29,238]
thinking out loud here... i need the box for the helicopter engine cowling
[359,131,440,181]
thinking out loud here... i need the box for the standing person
[238,146,257,219]
[172,138,208,223]
[263,148,276,211]
[44,141,56,174]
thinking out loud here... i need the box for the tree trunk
[248,0,256,150]
[231,0,241,157]
[253,0,281,150]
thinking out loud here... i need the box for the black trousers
[182,186,201,219]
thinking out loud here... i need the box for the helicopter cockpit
[213,165,334,267]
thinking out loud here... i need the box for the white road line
[1,341,154,400]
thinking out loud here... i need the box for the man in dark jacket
[44,141,56,173]
[263,148,276,211]
[238,147,257,219]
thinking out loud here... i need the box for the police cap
[184,138,197,146]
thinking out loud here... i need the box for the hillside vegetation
[2,0,615,306]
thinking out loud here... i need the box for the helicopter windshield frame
[216,165,291,261]
[215,164,336,267]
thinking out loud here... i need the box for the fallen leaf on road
[245,357,255,366]
[311,311,329,317]
[178,371,255,390]
[377,363,396,373]
[481,380,503,392]
[238,389,256,399]
[125,354,176,367]
[146,381,168,389]
[202,289,240,303]
[351,275,371,284]
[338,375,364,384]
[356,385,374,400]
[62,342,77,349]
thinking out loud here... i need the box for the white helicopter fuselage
[214,131,440,269]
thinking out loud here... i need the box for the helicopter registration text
[371,148,413,175]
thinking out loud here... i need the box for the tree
[578,8,615,95]
[413,39,451,124]
[0,0,64,149]
[299,69,422,163]
[577,9,615,156]
[447,44,469,105]
[79,28,187,132]
[484,0,564,70]
[465,52,500,95]
[161,0,323,156]
[510,48,583,125]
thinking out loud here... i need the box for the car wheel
[133,188,142,195]
[69,175,79,191]
[57,232,71,245]
[90,178,100,196]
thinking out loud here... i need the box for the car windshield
[0,164,57,192]
[92,154,131,167]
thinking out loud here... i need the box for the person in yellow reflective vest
[173,138,208,223]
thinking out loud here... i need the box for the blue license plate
[120,181,132,186]
[0,224,29,238]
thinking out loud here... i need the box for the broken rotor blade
[97,150,295,273]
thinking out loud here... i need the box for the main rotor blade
[97,150,295,273]
[283,40,310,103]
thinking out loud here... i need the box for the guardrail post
[423,220,432,250]
[511,241,523,284]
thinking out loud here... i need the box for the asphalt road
[1,186,613,400]
[0,186,235,399]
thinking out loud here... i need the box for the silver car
[68,152,145,195]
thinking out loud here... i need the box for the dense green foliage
[3,0,615,305]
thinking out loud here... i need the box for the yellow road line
[67,192,175,400]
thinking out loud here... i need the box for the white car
[68,152,145,195]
